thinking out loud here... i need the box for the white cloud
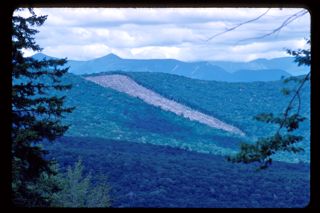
[129,46,182,59]
[230,39,305,53]
[15,8,310,62]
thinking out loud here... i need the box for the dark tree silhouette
[12,8,74,206]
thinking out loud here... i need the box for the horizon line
[31,52,294,63]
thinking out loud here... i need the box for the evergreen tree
[227,39,310,169]
[50,159,111,208]
[12,8,74,206]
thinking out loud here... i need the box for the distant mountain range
[32,53,309,82]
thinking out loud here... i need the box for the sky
[16,8,310,62]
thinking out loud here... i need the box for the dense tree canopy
[12,8,73,206]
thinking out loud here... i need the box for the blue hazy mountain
[32,53,302,82]
[230,69,291,82]
[66,54,233,81]
[32,52,57,61]
[209,57,309,76]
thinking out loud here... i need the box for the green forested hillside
[122,72,310,163]
[44,71,310,207]
[46,136,310,208]
[58,72,309,163]
[58,73,241,156]
[84,71,310,163]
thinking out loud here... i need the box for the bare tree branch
[205,8,271,41]
[277,71,310,133]
[297,90,301,115]
[237,9,308,43]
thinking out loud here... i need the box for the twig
[237,9,308,43]
[277,71,310,133]
[205,8,271,41]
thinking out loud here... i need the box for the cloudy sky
[17,8,310,62]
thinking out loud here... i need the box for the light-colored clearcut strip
[85,74,245,136]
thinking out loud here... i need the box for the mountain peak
[251,58,269,63]
[32,52,56,60]
[93,53,122,61]
[105,53,121,59]
[32,52,48,58]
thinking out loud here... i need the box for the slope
[85,74,245,136]
[58,73,243,156]
[46,136,310,208]
[104,71,310,163]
